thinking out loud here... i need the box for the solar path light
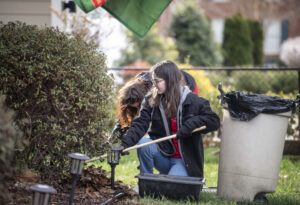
[68,153,90,205]
[30,184,56,205]
[107,144,123,189]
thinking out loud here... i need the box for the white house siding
[0,0,52,27]
[51,0,64,29]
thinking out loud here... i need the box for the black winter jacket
[121,93,220,177]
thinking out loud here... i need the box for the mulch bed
[8,166,140,204]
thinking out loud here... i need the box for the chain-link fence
[110,67,300,140]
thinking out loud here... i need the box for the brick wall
[200,0,300,38]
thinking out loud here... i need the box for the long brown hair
[149,60,184,118]
[117,79,150,128]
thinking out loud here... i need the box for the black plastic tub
[136,173,205,201]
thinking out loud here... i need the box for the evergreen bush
[222,14,253,66]
[248,20,263,66]
[170,5,222,66]
[0,22,115,179]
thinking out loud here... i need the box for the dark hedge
[248,20,264,66]
[222,14,253,66]
[0,22,115,179]
[170,5,222,66]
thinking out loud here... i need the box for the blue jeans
[137,138,188,176]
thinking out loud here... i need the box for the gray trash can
[217,85,299,201]
[218,107,291,201]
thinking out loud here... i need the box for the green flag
[73,0,172,38]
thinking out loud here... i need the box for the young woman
[120,60,220,177]
[114,79,150,139]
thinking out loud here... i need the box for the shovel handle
[123,126,206,152]
[85,153,107,163]
[85,126,206,163]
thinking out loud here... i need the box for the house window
[263,19,281,55]
[211,19,224,44]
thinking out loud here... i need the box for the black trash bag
[218,84,300,121]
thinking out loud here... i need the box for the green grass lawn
[91,146,300,205]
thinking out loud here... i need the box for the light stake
[68,153,90,205]
[107,144,123,189]
[30,184,56,205]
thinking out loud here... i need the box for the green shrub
[222,14,253,66]
[232,71,271,93]
[0,22,115,179]
[170,4,222,66]
[0,95,24,203]
[232,71,298,94]
[248,20,263,66]
[268,71,298,93]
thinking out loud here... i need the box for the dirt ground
[8,166,139,205]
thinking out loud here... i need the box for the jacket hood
[177,86,191,129]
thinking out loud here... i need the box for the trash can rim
[221,104,292,118]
